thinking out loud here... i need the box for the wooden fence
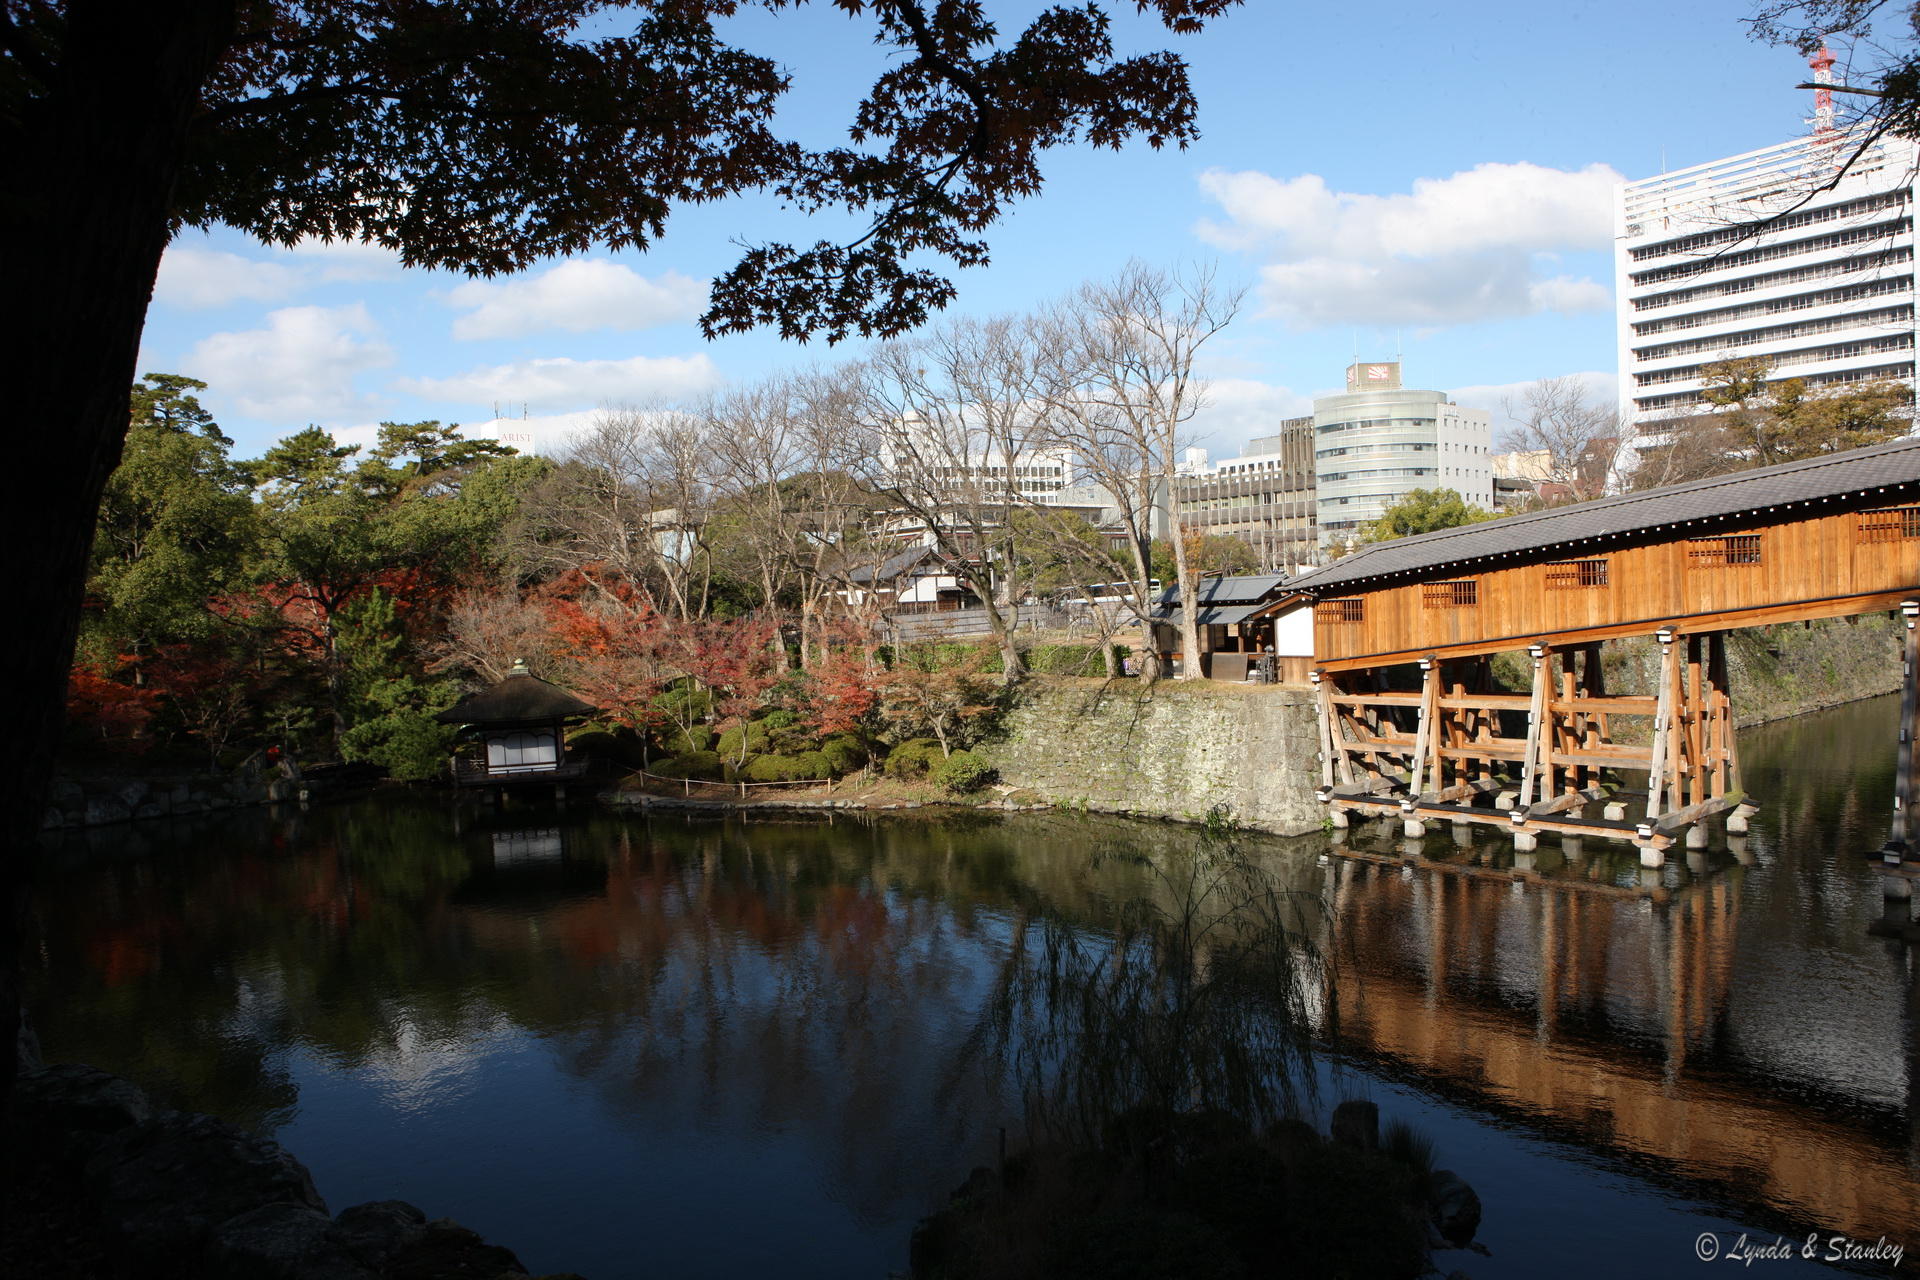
[884,604,1065,642]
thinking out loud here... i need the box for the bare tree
[1497,375,1620,502]
[522,405,722,620]
[1058,262,1243,680]
[430,587,559,686]
[844,315,1058,681]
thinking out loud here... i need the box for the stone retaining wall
[40,773,290,832]
[979,678,1324,837]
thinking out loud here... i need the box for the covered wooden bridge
[1285,437,1920,882]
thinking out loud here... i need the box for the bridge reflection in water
[1320,809,1920,1257]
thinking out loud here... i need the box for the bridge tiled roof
[1286,435,1920,594]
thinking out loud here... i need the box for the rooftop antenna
[1809,41,1838,139]
[1807,41,1846,173]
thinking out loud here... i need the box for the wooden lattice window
[1857,506,1920,542]
[1687,534,1762,567]
[1422,580,1478,607]
[1544,558,1609,589]
[1316,598,1365,623]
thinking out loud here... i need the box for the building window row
[930,465,1064,479]
[1631,247,1911,313]
[1631,304,1914,363]
[1631,275,1910,336]
[1316,442,1436,460]
[1319,467,1438,483]
[1629,218,1911,288]
[1316,416,1438,435]
[1628,189,1909,262]
[1633,333,1915,388]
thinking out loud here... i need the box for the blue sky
[140,1,1831,461]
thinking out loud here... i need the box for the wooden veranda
[1285,438,1920,894]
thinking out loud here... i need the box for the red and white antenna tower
[1809,41,1838,137]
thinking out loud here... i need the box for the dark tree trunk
[1,0,238,1104]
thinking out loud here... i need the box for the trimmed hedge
[1022,644,1123,677]
[741,752,817,783]
[884,737,945,778]
[715,722,772,759]
[663,725,715,755]
[653,750,725,780]
[820,733,868,775]
[932,749,997,794]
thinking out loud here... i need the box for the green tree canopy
[1629,357,1908,490]
[88,379,254,650]
[1358,489,1499,543]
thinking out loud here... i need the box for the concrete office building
[1615,65,1918,450]
[1175,415,1318,569]
[1313,361,1493,546]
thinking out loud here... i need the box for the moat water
[23,695,1920,1277]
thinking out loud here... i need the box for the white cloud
[445,259,707,339]
[154,247,306,309]
[1196,162,1622,329]
[188,304,393,421]
[330,410,603,458]
[286,235,407,281]
[396,352,722,412]
[1188,378,1313,457]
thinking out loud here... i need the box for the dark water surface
[23,696,1920,1278]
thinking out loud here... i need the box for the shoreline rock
[6,1060,580,1280]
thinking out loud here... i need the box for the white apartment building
[1616,129,1918,448]
[1314,362,1493,545]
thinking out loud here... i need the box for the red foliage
[668,614,784,745]
[804,641,880,738]
[142,642,257,761]
[65,661,159,748]
[541,566,675,734]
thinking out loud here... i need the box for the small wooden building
[435,661,597,793]
[1150,573,1311,682]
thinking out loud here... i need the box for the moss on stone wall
[979,679,1324,837]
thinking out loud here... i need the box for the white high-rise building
[1615,127,1918,453]
[1313,361,1493,545]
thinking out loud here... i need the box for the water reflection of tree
[968,837,1331,1150]
[33,803,1309,1225]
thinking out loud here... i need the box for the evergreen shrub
[663,725,714,755]
[654,750,725,780]
[821,734,868,775]
[884,737,945,778]
[742,752,812,782]
[716,721,772,758]
[932,749,997,794]
[1024,644,1111,676]
[339,710,455,782]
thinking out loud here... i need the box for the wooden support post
[1312,670,1337,790]
[1645,628,1679,826]
[1405,656,1439,837]
[1314,669,1353,829]
[1685,635,1706,809]
[1517,643,1550,811]
[1409,657,1438,798]
[1886,602,1920,864]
